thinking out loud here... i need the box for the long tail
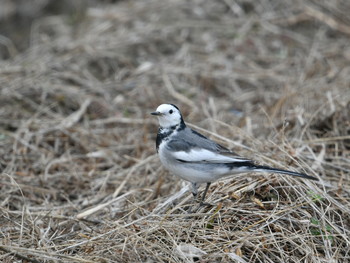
[252,165,318,181]
[225,161,318,181]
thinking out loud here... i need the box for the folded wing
[167,139,250,164]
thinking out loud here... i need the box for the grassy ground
[1,0,350,262]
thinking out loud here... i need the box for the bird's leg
[191,182,199,201]
[186,182,199,213]
[187,182,212,213]
[199,182,212,207]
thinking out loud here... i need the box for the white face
[151,104,183,128]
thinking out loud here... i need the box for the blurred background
[0,0,349,262]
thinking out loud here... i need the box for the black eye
[169,109,173,114]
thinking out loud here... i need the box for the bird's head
[151,104,184,128]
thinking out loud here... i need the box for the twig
[0,246,41,263]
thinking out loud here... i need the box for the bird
[151,103,318,206]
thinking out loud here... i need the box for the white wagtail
[151,103,318,205]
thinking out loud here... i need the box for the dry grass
[1,0,350,262]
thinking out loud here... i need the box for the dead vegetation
[0,0,350,262]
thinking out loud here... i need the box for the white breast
[157,141,232,183]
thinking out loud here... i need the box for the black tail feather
[224,161,318,181]
[252,165,318,181]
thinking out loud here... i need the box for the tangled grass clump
[1,0,350,262]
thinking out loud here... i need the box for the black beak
[151,111,162,116]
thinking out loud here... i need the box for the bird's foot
[186,201,213,214]
[199,201,213,207]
